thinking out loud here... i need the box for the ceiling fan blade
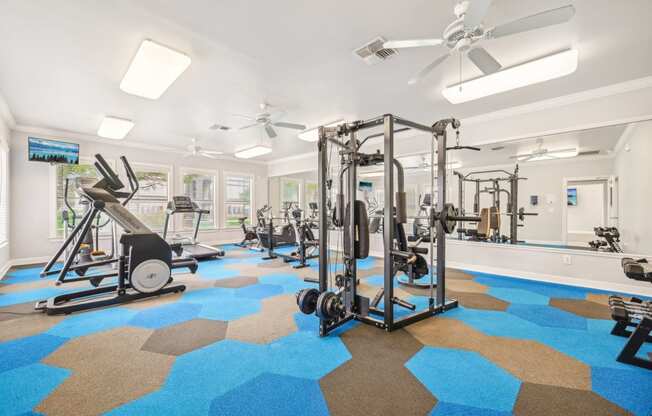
[383,39,443,49]
[231,113,256,121]
[490,5,575,39]
[265,124,278,138]
[201,150,224,156]
[463,0,493,30]
[467,47,501,75]
[408,52,450,85]
[199,152,220,159]
[239,122,260,130]
[272,121,307,130]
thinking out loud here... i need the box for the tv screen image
[358,181,373,192]
[28,137,79,164]
[567,187,578,206]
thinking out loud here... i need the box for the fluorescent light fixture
[423,161,462,170]
[442,49,578,104]
[97,116,134,139]
[525,149,579,162]
[297,120,344,142]
[234,145,272,159]
[120,39,191,100]
[360,171,384,178]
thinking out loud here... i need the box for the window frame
[223,171,255,229]
[304,181,318,212]
[125,161,172,233]
[48,156,117,240]
[178,166,219,232]
[280,177,302,212]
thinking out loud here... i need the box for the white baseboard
[446,261,652,297]
[348,247,652,297]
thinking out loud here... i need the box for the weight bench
[608,257,652,370]
[465,207,497,241]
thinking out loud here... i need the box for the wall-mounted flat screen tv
[359,181,373,192]
[28,137,79,164]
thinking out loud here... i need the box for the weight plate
[130,259,170,293]
[315,291,338,320]
[441,203,457,234]
[297,288,319,315]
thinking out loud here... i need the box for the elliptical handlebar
[94,153,124,191]
[119,156,139,206]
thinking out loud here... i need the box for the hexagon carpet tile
[1,246,651,416]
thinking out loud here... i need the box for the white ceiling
[0,0,651,161]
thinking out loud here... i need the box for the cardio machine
[162,196,225,260]
[37,154,198,315]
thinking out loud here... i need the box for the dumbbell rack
[608,296,652,370]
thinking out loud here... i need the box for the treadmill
[163,196,225,260]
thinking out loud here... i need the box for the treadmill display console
[171,196,195,212]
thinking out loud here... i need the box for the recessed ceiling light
[297,120,344,142]
[120,39,191,100]
[97,116,134,140]
[442,49,578,104]
[234,145,272,159]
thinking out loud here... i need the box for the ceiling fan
[383,0,575,84]
[510,139,578,162]
[235,103,307,139]
[183,138,224,159]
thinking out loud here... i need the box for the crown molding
[12,124,268,165]
[462,76,652,126]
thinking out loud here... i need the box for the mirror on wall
[268,119,652,256]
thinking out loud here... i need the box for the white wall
[9,129,268,261]
[614,120,652,254]
[0,115,10,274]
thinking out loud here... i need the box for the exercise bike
[235,210,262,251]
[269,207,318,268]
[256,204,297,250]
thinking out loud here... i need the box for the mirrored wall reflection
[268,119,652,256]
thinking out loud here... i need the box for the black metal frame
[454,166,530,244]
[316,115,462,336]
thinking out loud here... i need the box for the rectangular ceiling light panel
[298,120,344,142]
[234,145,272,159]
[120,40,192,100]
[97,116,134,139]
[442,49,578,104]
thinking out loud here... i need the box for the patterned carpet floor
[1,244,651,416]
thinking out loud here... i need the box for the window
[281,178,300,210]
[224,174,252,227]
[0,147,8,244]
[127,165,170,231]
[304,182,318,211]
[181,170,216,230]
[53,161,106,237]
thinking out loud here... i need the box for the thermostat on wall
[530,195,538,206]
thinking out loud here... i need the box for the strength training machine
[454,165,537,244]
[296,115,480,336]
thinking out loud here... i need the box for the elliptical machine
[37,154,198,315]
